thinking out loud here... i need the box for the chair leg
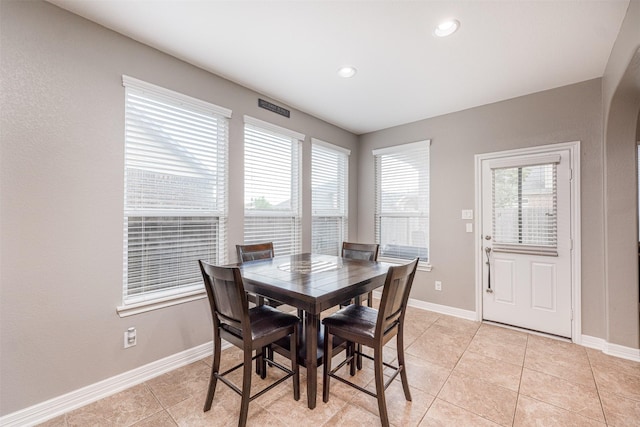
[353,296,364,371]
[352,295,365,371]
[374,345,390,427]
[239,349,253,427]
[397,327,412,401]
[322,325,332,403]
[268,344,274,363]
[349,342,356,376]
[259,346,268,379]
[204,335,221,412]
[256,349,262,376]
[291,325,300,401]
[367,291,373,307]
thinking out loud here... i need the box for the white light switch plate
[466,223,473,233]
[461,209,473,220]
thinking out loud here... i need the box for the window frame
[491,162,559,255]
[118,76,230,317]
[242,116,304,256]
[373,140,431,270]
[311,138,350,256]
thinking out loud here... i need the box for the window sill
[116,290,207,318]
[417,263,432,272]
[378,257,432,272]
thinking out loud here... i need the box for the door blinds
[492,162,558,255]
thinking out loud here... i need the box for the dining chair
[341,242,380,307]
[321,258,418,427]
[236,242,304,374]
[236,242,278,307]
[199,260,300,427]
[236,242,275,263]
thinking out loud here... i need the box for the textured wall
[358,79,605,332]
[602,0,640,348]
[0,0,358,415]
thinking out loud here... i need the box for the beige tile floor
[39,305,640,426]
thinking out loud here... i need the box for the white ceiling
[47,0,629,135]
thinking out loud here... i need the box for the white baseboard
[372,291,478,321]
[408,298,477,321]
[0,342,216,427]
[581,335,640,362]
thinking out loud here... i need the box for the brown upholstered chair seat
[221,305,300,342]
[322,305,379,340]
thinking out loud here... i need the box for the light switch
[461,209,473,220]
[466,223,473,233]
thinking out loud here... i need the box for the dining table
[237,252,391,409]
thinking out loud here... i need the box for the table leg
[353,296,364,370]
[305,311,319,409]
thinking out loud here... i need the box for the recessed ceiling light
[434,19,460,37]
[337,66,357,78]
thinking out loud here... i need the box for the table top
[238,253,390,314]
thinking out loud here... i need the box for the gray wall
[601,0,640,349]
[2,0,639,418]
[0,0,358,415]
[358,80,605,334]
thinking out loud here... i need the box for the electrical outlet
[124,327,136,348]
[435,281,442,291]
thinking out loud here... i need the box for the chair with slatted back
[341,242,379,307]
[236,242,277,307]
[199,260,300,427]
[322,258,418,427]
[236,242,274,263]
[236,242,298,375]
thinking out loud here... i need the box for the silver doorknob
[485,235,492,240]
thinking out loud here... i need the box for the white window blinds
[373,141,430,264]
[122,76,229,305]
[243,116,302,255]
[312,139,349,255]
[492,162,557,253]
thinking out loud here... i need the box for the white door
[481,149,573,337]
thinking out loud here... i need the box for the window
[374,140,430,265]
[243,117,303,255]
[121,76,229,309]
[312,139,349,255]
[492,162,557,252]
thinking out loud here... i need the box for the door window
[492,163,557,254]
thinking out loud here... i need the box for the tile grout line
[521,344,611,425]
[586,347,610,426]
[403,313,446,426]
[510,334,530,427]
[424,319,508,426]
[131,382,176,427]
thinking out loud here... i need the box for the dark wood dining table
[237,252,390,409]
